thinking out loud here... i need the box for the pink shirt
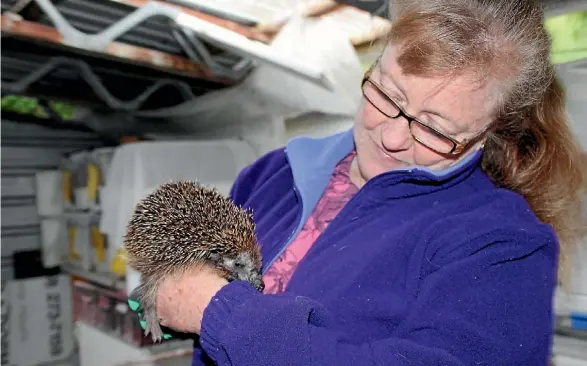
[262,151,359,294]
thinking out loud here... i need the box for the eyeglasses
[361,69,486,155]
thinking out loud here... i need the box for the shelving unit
[61,262,125,291]
[0,0,337,116]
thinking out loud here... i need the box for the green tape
[163,334,172,339]
[128,299,140,311]
[139,319,147,329]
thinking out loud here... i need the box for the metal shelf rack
[1,0,330,114]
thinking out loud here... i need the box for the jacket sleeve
[198,233,558,366]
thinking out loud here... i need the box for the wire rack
[1,0,329,113]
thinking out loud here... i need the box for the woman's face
[352,44,496,187]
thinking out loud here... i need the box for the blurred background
[0,1,585,366]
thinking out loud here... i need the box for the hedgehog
[123,180,264,343]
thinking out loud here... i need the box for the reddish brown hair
[387,0,587,283]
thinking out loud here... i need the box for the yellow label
[87,163,101,201]
[110,249,127,277]
[68,225,80,260]
[90,226,106,263]
[63,170,72,203]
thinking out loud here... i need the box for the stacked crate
[1,118,105,278]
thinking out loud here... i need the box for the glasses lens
[363,81,401,118]
[410,122,455,154]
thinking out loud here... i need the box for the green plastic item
[545,10,587,65]
[0,95,76,120]
[127,288,173,340]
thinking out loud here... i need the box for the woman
[141,0,587,364]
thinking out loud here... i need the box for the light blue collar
[281,128,481,253]
[285,128,481,194]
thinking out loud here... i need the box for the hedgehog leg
[144,308,164,343]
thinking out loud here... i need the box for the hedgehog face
[220,252,264,292]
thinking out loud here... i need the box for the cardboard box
[1,274,74,366]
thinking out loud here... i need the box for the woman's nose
[381,116,412,152]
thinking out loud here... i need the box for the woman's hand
[156,264,228,335]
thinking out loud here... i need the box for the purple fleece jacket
[192,129,558,365]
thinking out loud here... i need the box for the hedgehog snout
[219,252,264,291]
[240,266,264,292]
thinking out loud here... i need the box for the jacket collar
[285,128,484,211]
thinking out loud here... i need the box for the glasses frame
[361,68,488,156]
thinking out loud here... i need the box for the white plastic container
[35,170,65,217]
[40,218,67,267]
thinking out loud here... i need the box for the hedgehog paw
[225,274,236,283]
[144,311,164,343]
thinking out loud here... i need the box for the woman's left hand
[156,264,228,335]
